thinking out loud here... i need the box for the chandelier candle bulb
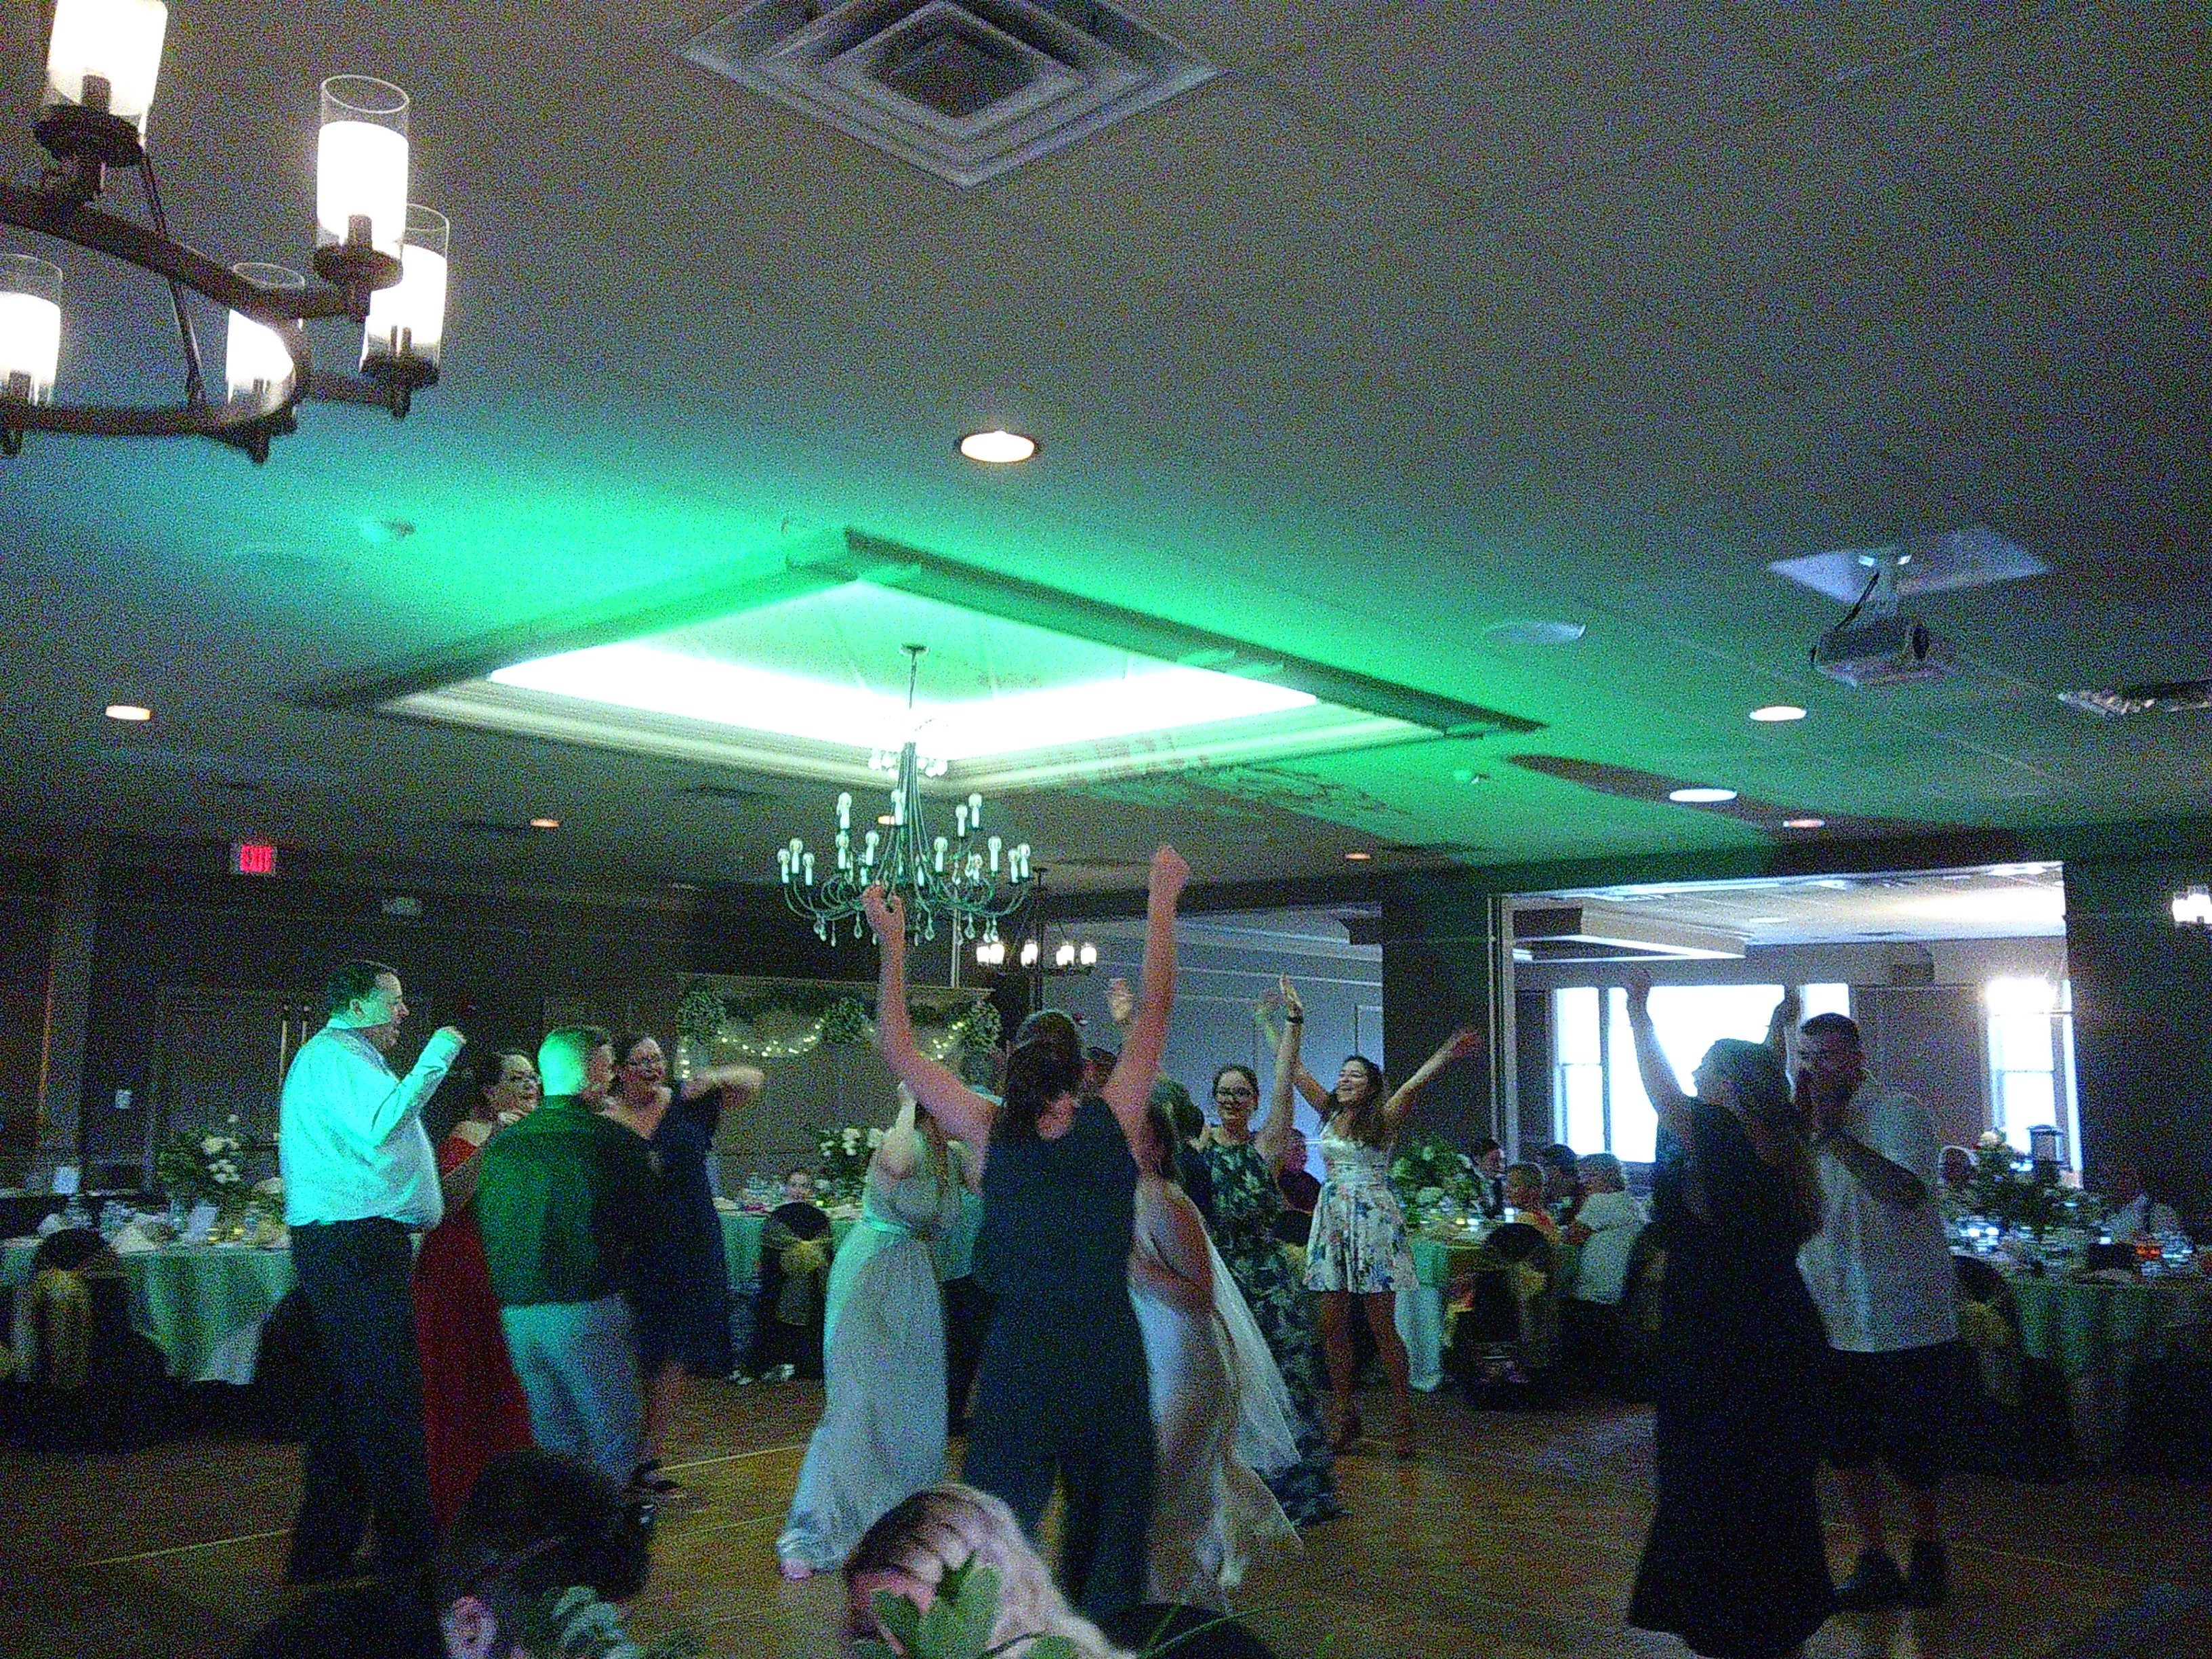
[934,835,948,873]
[956,803,969,836]
[968,792,983,830]
[223,263,306,404]
[316,77,410,257]
[802,851,815,884]
[837,792,852,829]
[45,0,167,133]
[0,256,64,405]
[360,204,447,369]
[987,835,1002,873]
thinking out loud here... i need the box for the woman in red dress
[414,1048,539,1529]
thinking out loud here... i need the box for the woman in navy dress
[861,845,1188,1623]
[1618,968,1835,1659]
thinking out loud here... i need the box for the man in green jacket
[476,1025,656,1487]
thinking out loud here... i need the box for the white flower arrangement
[158,1114,249,1205]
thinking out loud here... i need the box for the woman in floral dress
[1278,979,1483,1458]
[1199,997,1343,1526]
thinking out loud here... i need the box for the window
[1553,982,1851,1163]
[1984,977,2080,1166]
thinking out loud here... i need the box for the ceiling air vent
[2058,680,2212,719]
[681,0,1220,188]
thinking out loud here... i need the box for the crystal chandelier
[1,0,449,464]
[777,645,1035,946]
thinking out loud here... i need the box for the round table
[716,1208,857,1287]
[2009,1271,2212,1463]
[3,1236,294,1382]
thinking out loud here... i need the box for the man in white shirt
[279,960,465,1582]
[2100,1163,2184,1241]
[1783,1002,1959,1610]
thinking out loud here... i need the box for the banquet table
[2009,1270,2212,1464]
[2,1235,295,1382]
[1397,1230,1579,1389]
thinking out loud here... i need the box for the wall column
[2064,855,2212,1231]
[37,839,102,1178]
[1376,875,1507,1147]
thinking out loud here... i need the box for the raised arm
[679,1064,764,1107]
[1253,1002,1333,1115]
[1764,987,1800,1073]
[1378,1023,1484,1136]
[1620,969,1696,1149]
[863,886,998,1150]
[1100,847,1189,1139]
[1256,976,1303,1168]
[873,1086,926,1181]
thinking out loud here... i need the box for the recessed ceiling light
[1668,786,1738,804]
[1749,704,1807,722]
[104,703,152,722]
[529,817,561,830]
[1744,916,1788,926]
[958,428,1037,464]
[1343,850,1374,861]
[877,813,896,825]
[1782,816,1827,830]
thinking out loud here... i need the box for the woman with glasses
[1193,982,1343,1528]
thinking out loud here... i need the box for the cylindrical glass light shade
[224,264,306,404]
[44,0,167,132]
[0,255,65,405]
[316,77,409,257]
[361,205,448,369]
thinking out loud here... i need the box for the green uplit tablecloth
[3,1237,295,1382]
[2007,1271,2212,1464]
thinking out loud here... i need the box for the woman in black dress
[862,844,1187,1623]
[1619,968,1835,1659]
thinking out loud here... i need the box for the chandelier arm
[0,183,318,447]
[134,148,206,407]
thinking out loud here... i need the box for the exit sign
[230,841,278,876]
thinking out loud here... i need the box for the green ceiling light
[328,528,1544,796]
[1668,786,1738,804]
[102,702,152,722]
[1,9,449,462]
[957,428,1037,464]
[1748,704,1807,722]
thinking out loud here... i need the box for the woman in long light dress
[1130,1101,1297,1610]
[778,1088,972,1578]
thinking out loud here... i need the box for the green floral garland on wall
[676,983,1000,1062]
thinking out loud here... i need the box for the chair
[12,1228,174,1450]
[1608,1229,1668,1402]
[1944,1253,2074,1483]
[1445,1223,1561,1408]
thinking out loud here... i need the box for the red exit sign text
[230,841,278,876]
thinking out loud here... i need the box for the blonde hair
[842,1485,1132,1658]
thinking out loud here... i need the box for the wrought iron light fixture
[0,0,449,463]
[777,644,1034,946]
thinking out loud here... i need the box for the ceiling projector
[1810,553,1954,688]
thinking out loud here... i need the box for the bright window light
[490,642,1316,760]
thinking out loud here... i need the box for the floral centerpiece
[155,1114,249,1211]
[815,1122,886,1203]
[1965,1129,2078,1242]
[1390,1130,1476,1229]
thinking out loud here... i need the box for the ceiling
[1532,860,2067,946]
[3,0,2208,897]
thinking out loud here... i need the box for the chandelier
[777,645,1035,947]
[1,0,447,464]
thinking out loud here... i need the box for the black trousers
[288,1218,436,1578]
[941,1274,997,1431]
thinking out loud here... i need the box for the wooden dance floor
[6,1379,2209,1658]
